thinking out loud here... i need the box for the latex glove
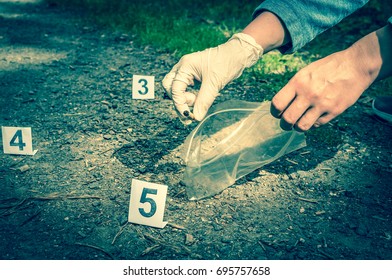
[162,33,263,124]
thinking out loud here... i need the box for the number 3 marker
[128,179,168,228]
[2,126,37,155]
[132,75,155,99]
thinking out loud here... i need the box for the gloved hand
[162,33,264,124]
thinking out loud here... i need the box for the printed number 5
[138,78,148,95]
[139,188,157,218]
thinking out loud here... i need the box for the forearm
[347,23,392,86]
[242,11,290,53]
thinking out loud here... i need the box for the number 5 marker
[128,179,168,228]
[2,126,37,155]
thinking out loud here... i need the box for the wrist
[229,33,264,64]
[242,11,290,53]
[346,24,392,86]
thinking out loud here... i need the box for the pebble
[137,166,147,174]
[296,171,308,178]
[102,114,111,120]
[221,236,232,243]
[92,201,101,207]
[212,223,223,231]
[185,234,195,245]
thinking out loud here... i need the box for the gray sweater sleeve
[253,0,369,53]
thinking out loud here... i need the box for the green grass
[47,0,259,55]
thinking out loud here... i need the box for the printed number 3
[10,129,26,151]
[139,188,157,218]
[138,78,148,95]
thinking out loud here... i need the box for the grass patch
[47,0,259,56]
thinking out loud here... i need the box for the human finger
[294,107,323,132]
[162,63,180,98]
[279,96,311,130]
[171,80,192,118]
[271,83,297,118]
[314,112,338,127]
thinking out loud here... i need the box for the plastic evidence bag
[182,100,306,200]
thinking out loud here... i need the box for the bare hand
[271,49,372,131]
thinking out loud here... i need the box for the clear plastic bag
[182,100,306,200]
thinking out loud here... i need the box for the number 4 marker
[128,179,168,228]
[2,126,37,155]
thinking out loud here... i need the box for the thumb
[193,81,219,121]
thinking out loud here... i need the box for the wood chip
[286,159,298,165]
[167,222,185,230]
[141,244,161,256]
[18,164,30,172]
[297,197,319,203]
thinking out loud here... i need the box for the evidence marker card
[128,178,168,228]
[132,75,155,99]
[2,126,37,155]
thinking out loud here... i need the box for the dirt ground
[1,0,392,260]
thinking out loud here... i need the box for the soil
[1,0,392,260]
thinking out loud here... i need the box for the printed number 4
[138,78,148,95]
[139,188,157,218]
[10,129,26,151]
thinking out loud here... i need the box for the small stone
[185,234,195,245]
[137,166,147,174]
[212,223,223,231]
[103,134,112,140]
[92,201,101,207]
[221,236,232,243]
[299,207,305,213]
[102,114,111,120]
[297,171,307,178]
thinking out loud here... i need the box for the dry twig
[112,223,129,245]
[296,197,319,204]
[75,243,114,259]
